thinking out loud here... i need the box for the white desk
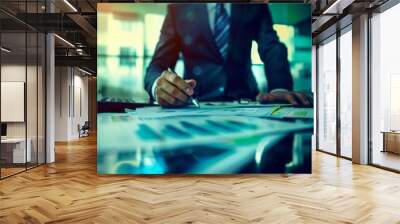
[1,138,31,163]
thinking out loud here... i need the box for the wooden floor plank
[0,135,400,223]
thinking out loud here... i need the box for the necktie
[214,3,230,59]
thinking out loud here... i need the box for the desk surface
[1,138,26,143]
[98,102,314,174]
[381,131,400,134]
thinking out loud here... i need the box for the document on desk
[132,106,273,119]
[98,113,313,151]
[97,112,314,174]
[129,102,313,120]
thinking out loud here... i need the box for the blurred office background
[97,3,311,103]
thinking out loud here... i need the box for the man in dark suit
[145,3,311,107]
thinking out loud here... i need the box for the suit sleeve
[255,5,293,92]
[144,5,181,100]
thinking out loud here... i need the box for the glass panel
[317,36,337,154]
[1,30,28,177]
[26,0,39,169]
[339,29,352,158]
[371,4,400,171]
[27,31,38,169]
[0,1,46,178]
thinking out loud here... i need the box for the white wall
[1,63,46,164]
[71,73,89,138]
[55,66,70,141]
[1,65,26,140]
[1,65,26,81]
[55,67,89,141]
[1,65,40,138]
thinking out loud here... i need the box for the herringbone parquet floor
[1,134,400,224]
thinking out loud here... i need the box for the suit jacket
[145,3,293,101]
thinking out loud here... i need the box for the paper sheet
[97,108,313,174]
[129,102,313,120]
[98,113,313,150]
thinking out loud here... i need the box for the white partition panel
[1,82,25,122]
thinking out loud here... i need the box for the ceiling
[0,0,392,74]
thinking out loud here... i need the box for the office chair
[78,121,90,138]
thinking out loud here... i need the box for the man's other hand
[257,91,313,107]
[155,70,196,107]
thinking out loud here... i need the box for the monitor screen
[1,123,7,137]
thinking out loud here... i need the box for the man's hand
[155,70,196,107]
[257,91,313,107]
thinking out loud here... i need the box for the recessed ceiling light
[63,0,78,12]
[322,0,356,15]
[54,34,75,48]
[78,67,93,76]
[322,0,343,15]
[1,47,11,53]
